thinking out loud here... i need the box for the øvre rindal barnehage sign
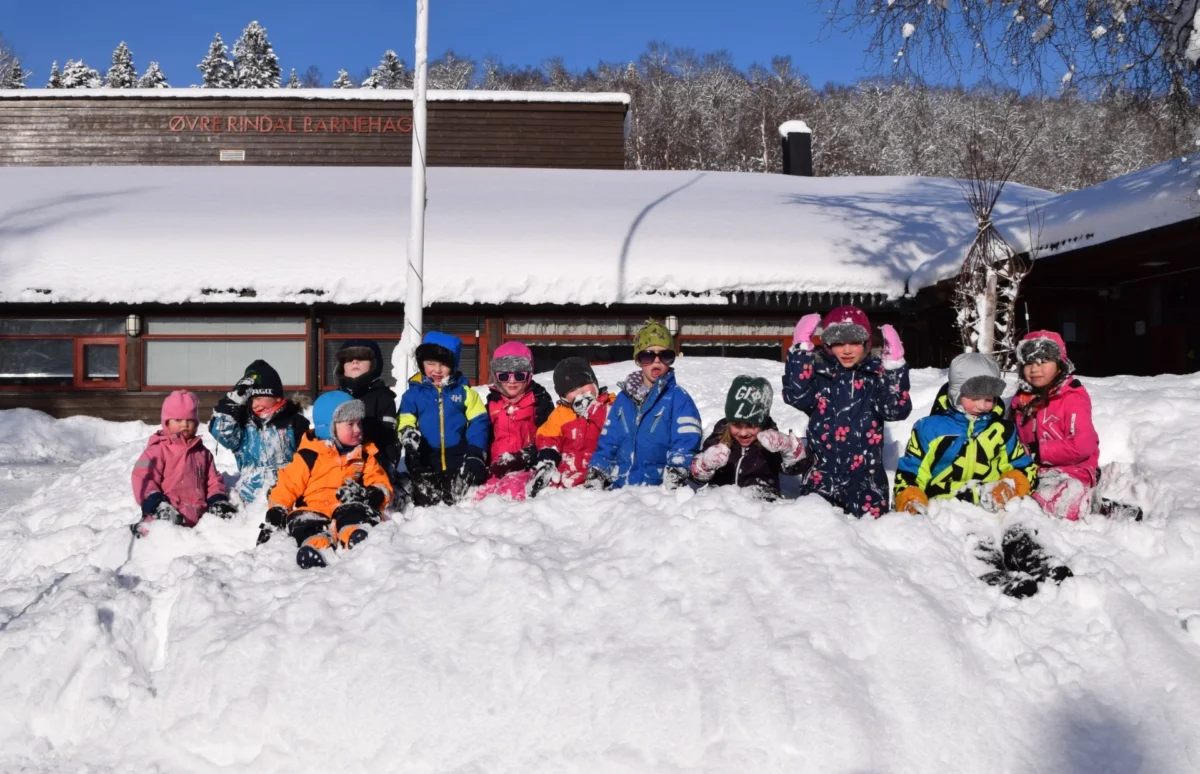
[168,114,414,134]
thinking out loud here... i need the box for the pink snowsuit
[1011,331,1100,521]
[131,391,226,527]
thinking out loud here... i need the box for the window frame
[0,332,128,391]
[141,316,311,391]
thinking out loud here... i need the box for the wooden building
[912,156,1200,376]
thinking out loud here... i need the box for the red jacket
[131,431,226,527]
[536,391,615,487]
[486,382,553,466]
[1012,378,1100,487]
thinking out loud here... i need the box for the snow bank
[0,167,1048,306]
[912,155,1200,289]
[2,358,1200,772]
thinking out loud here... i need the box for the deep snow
[1,358,1199,772]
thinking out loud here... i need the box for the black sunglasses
[636,349,676,366]
[496,371,530,383]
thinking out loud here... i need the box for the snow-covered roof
[0,88,631,105]
[0,166,1045,306]
[911,155,1200,289]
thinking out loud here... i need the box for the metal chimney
[779,120,813,176]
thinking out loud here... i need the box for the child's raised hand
[690,443,731,481]
[793,314,822,352]
[880,324,905,368]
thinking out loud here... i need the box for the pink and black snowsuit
[474,342,554,500]
[1011,331,1100,521]
[131,391,228,527]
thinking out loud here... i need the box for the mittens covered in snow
[690,443,731,482]
[227,375,257,405]
[206,497,238,519]
[399,426,422,453]
[489,446,535,479]
[451,452,488,502]
[526,459,558,499]
[980,471,1031,513]
[880,324,905,369]
[154,500,185,525]
[757,429,806,467]
[793,314,822,352]
[585,467,612,491]
[257,505,290,545]
[662,465,689,491]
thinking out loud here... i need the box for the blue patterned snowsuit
[782,346,912,517]
[209,399,309,503]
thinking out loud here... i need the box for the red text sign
[167,115,413,134]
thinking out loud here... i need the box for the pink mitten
[792,314,822,352]
[758,429,805,465]
[690,443,731,481]
[880,324,905,368]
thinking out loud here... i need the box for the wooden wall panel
[0,390,225,423]
[0,97,628,169]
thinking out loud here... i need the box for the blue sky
[4,0,897,88]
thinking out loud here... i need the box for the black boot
[1097,497,1143,521]
[296,545,327,569]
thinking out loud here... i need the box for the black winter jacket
[694,418,806,500]
[336,339,401,473]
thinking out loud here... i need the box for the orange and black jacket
[268,431,392,518]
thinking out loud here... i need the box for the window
[0,318,126,388]
[321,315,481,387]
[144,317,307,389]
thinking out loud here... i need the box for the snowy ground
[1,357,1199,773]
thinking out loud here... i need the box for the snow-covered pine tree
[331,69,353,89]
[286,68,300,88]
[362,50,409,89]
[0,58,25,88]
[198,33,235,88]
[60,59,103,88]
[136,62,169,88]
[232,21,281,88]
[105,42,136,88]
[45,61,62,88]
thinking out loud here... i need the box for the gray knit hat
[332,398,366,425]
[948,353,1006,408]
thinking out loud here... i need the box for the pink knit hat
[820,306,872,346]
[490,341,534,377]
[161,390,200,429]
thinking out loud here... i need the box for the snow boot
[296,545,328,569]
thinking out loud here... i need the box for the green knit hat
[725,375,773,426]
[633,319,674,357]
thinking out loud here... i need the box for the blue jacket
[590,370,703,488]
[782,345,912,517]
[209,398,309,502]
[895,385,1036,503]
[397,371,490,473]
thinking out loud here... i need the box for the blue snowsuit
[782,346,912,517]
[590,370,703,488]
[209,399,309,503]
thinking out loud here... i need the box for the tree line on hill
[1,23,1194,193]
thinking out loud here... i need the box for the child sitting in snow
[397,331,491,506]
[894,353,1036,515]
[1010,330,1136,521]
[209,360,309,504]
[895,352,1070,598]
[334,340,401,476]
[132,390,235,536]
[689,376,807,500]
[263,392,392,569]
[474,342,554,500]
[587,320,703,490]
[782,306,912,517]
[527,357,616,497]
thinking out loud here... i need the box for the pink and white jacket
[1011,332,1100,487]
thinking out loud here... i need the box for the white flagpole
[400,0,429,378]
